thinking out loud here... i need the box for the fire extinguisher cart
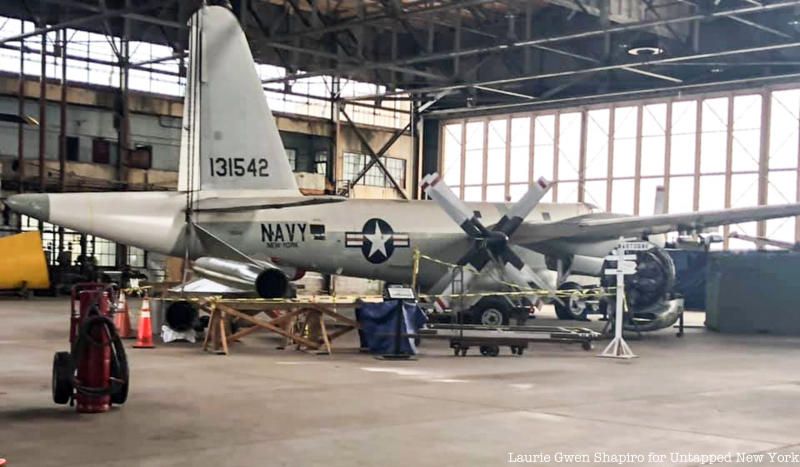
[52,283,130,413]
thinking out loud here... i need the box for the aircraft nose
[4,194,50,221]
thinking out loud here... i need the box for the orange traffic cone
[114,291,133,339]
[134,296,155,349]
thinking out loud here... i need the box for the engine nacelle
[600,245,679,331]
[192,257,291,298]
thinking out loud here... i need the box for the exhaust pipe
[165,300,199,332]
[192,257,291,298]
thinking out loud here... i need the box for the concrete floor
[2,298,800,466]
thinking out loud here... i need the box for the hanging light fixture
[627,38,665,57]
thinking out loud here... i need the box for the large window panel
[728,173,759,250]
[640,104,666,177]
[558,181,579,203]
[486,184,506,202]
[486,119,507,184]
[533,115,556,201]
[668,176,694,213]
[464,121,485,185]
[442,123,463,186]
[510,146,529,184]
[463,186,483,202]
[769,89,800,170]
[558,112,582,181]
[440,87,800,250]
[343,153,364,183]
[731,95,762,173]
[584,180,607,210]
[639,177,664,215]
[670,100,697,175]
[730,173,759,208]
[611,179,635,214]
[509,183,529,202]
[700,97,729,174]
[585,109,610,180]
[509,117,531,183]
[698,174,726,211]
[613,106,638,178]
[767,170,798,243]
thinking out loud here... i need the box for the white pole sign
[598,237,643,359]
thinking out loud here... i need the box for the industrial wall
[0,74,414,200]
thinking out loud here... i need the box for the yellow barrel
[0,231,50,290]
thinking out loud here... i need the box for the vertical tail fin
[653,186,666,215]
[178,6,300,196]
[651,185,666,247]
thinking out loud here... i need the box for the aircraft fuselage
[32,191,595,288]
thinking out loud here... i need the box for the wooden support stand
[199,299,359,355]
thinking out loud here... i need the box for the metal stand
[598,238,640,359]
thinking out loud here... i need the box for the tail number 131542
[209,157,269,177]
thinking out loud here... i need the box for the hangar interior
[2,1,800,269]
[3,1,800,465]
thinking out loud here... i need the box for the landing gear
[554,282,593,321]
[471,297,511,326]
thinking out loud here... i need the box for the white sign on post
[598,237,641,359]
[620,241,652,251]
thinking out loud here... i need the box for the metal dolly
[418,323,601,357]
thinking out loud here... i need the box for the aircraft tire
[52,351,74,405]
[554,282,589,321]
[471,297,511,326]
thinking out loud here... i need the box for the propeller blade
[495,177,551,237]
[429,246,492,312]
[497,247,555,293]
[0,113,38,125]
[421,172,486,238]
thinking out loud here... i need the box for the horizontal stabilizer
[192,196,345,213]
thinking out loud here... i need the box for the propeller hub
[483,231,509,250]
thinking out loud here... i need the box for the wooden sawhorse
[200,299,359,355]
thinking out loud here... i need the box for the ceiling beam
[346,40,800,101]
[426,70,800,117]
[0,0,179,46]
[268,0,503,42]
[674,0,791,39]
[265,0,800,86]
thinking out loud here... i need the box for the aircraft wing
[515,203,800,244]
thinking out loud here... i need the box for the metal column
[38,25,47,193]
[58,28,67,191]
[118,7,131,190]
[16,21,25,196]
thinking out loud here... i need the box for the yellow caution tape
[412,248,616,300]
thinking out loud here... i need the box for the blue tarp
[356,300,427,355]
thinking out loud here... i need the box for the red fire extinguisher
[52,283,129,413]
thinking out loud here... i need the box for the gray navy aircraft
[8,5,800,330]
